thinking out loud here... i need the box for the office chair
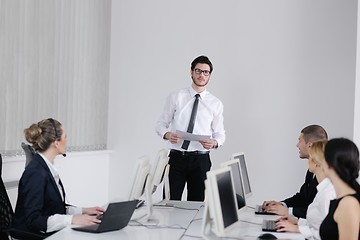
[21,142,36,167]
[0,153,46,240]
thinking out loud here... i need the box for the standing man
[262,124,328,218]
[155,55,225,201]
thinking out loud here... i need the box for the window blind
[0,0,111,156]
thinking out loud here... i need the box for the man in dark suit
[262,125,328,218]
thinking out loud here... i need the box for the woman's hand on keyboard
[275,219,300,233]
[82,206,105,215]
[276,215,298,225]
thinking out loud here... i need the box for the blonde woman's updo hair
[24,118,62,152]
[309,140,327,167]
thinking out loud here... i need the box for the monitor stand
[163,164,170,201]
[153,164,171,206]
[137,174,159,225]
[201,200,212,237]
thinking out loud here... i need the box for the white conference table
[46,201,204,240]
[47,201,305,240]
[183,206,305,240]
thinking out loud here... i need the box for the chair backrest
[21,142,36,167]
[0,154,46,239]
[0,153,15,239]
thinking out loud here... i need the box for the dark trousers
[168,151,211,201]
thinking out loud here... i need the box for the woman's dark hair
[324,138,360,193]
[191,55,213,73]
[24,118,62,152]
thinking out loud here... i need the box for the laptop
[72,200,138,233]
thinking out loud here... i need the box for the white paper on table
[176,130,211,141]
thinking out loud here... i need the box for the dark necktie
[181,94,200,150]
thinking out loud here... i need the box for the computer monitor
[221,158,246,213]
[129,156,151,201]
[231,153,252,198]
[150,149,169,196]
[129,156,157,220]
[202,167,239,237]
[129,154,164,225]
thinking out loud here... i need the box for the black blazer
[282,170,318,218]
[12,154,66,236]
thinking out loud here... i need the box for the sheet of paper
[176,130,211,141]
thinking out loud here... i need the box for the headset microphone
[62,153,67,157]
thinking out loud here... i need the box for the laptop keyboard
[262,219,277,232]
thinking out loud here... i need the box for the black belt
[170,149,209,156]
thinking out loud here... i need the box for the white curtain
[0,0,111,156]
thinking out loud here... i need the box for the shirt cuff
[280,202,293,216]
[288,207,294,216]
[298,225,312,239]
[67,205,83,215]
[65,215,73,225]
[46,214,73,233]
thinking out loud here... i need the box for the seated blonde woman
[274,140,335,240]
[12,119,104,239]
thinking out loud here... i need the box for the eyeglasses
[194,68,211,76]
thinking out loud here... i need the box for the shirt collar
[317,177,332,192]
[39,152,59,180]
[189,86,207,99]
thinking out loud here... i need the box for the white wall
[355,0,360,147]
[4,0,358,208]
[108,0,357,205]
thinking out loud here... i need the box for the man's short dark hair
[191,55,213,73]
[301,125,328,143]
